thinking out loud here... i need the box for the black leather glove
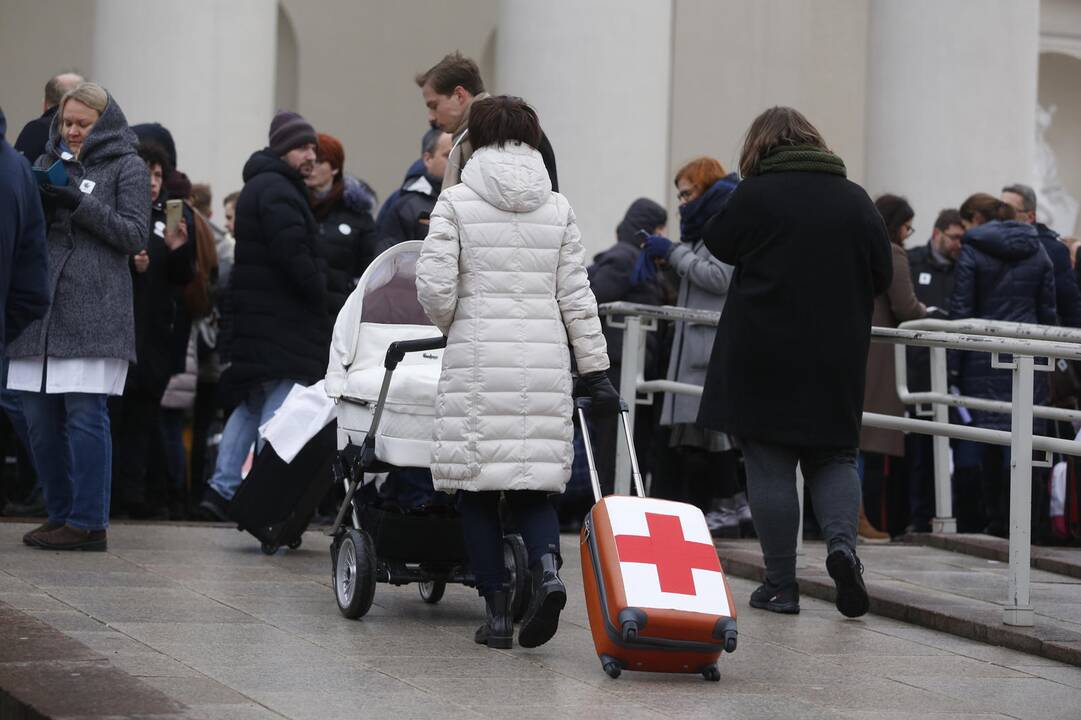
[41,184,83,211]
[578,371,621,416]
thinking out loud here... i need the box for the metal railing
[599,301,1081,628]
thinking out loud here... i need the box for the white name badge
[60,151,74,161]
[338,223,351,235]
[79,179,96,194]
[154,220,165,238]
[918,272,932,286]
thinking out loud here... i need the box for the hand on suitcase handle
[575,397,631,414]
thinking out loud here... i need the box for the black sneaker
[196,488,231,522]
[749,580,800,614]
[826,548,870,618]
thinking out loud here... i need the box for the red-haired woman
[638,157,744,536]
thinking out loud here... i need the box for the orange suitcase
[576,399,738,680]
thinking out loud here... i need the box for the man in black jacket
[198,111,326,520]
[14,72,83,161]
[904,208,963,532]
[376,128,452,252]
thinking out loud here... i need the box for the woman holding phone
[6,82,149,551]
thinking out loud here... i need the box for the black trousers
[458,490,560,595]
[109,392,162,511]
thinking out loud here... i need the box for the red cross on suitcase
[577,398,738,681]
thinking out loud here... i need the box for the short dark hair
[960,193,1016,223]
[223,191,241,208]
[1002,183,1037,212]
[874,193,915,246]
[467,96,542,152]
[415,52,485,96]
[421,127,443,156]
[137,141,171,174]
[934,209,963,232]
[190,183,212,215]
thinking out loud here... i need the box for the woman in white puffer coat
[417,96,619,650]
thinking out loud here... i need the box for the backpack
[182,204,220,319]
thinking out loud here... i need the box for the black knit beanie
[269,111,317,156]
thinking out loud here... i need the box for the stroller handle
[384,336,448,370]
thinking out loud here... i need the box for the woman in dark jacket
[699,106,892,617]
[109,141,194,518]
[859,194,927,540]
[6,83,150,551]
[307,133,377,320]
[949,193,1056,536]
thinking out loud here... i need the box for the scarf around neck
[758,145,846,177]
[680,174,739,244]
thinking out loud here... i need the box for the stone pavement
[1,521,1081,719]
[715,538,1081,666]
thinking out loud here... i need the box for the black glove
[578,371,621,416]
[41,184,83,211]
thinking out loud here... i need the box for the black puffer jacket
[226,149,328,389]
[313,177,377,320]
[949,220,1056,430]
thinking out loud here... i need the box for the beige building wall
[279,0,498,205]
[669,0,870,216]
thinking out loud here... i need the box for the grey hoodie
[7,95,149,363]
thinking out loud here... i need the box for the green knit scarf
[758,144,847,177]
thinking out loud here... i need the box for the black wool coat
[698,172,893,449]
[226,149,328,389]
[314,182,377,320]
[905,241,956,393]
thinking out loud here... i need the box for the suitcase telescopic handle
[575,397,646,502]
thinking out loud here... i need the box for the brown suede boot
[22,521,64,547]
[34,525,107,552]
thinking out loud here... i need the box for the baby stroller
[324,241,532,620]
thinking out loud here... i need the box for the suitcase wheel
[334,528,377,619]
[600,655,622,679]
[701,665,721,682]
[288,537,303,550]
[260,542,279,556]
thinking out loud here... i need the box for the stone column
[865,0,1040,240]
[496,0,674,257]
[93,0,278,217]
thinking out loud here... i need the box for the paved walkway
[2,521,1081,719]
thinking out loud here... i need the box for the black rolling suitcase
[230,422,337,554]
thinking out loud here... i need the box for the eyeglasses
[677,189,694,202]
[902,224,915,239]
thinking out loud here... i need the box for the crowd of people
[2,51,1080,639]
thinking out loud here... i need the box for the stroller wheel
[504,534,531,622]
[260,542,278,556]
[287,537,303,550]
[335,529,377,619]
[418,581,446,604]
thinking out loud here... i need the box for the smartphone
[165,199,183,232]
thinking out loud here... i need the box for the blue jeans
[209,380,294,500]
[19,391,112,530]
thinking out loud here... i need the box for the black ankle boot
[474,589,513,649]
[518,550,567,648]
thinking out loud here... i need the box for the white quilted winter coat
[416,142,609,493]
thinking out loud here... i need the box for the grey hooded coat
[7,95,149,363]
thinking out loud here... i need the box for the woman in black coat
[699,106,892,617]
[949,193,1055,536]
[307,133,377,320]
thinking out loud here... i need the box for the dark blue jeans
[458,490,560,595]
[0,358,38,491]
[20,391,112,530]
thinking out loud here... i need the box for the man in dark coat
[198,111,327,519]
[903,208,963,532]
[699,122,892,618]
[376,128,452,252]
[1,107,49,516]
[13,73,83,161]
[1002,183,1081,327]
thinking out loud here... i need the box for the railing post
[930,346,956,533]
[614,315,645,497]
[1003,353,1035,627]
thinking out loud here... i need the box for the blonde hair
[59,82,108,119]
[738,106,829,178]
